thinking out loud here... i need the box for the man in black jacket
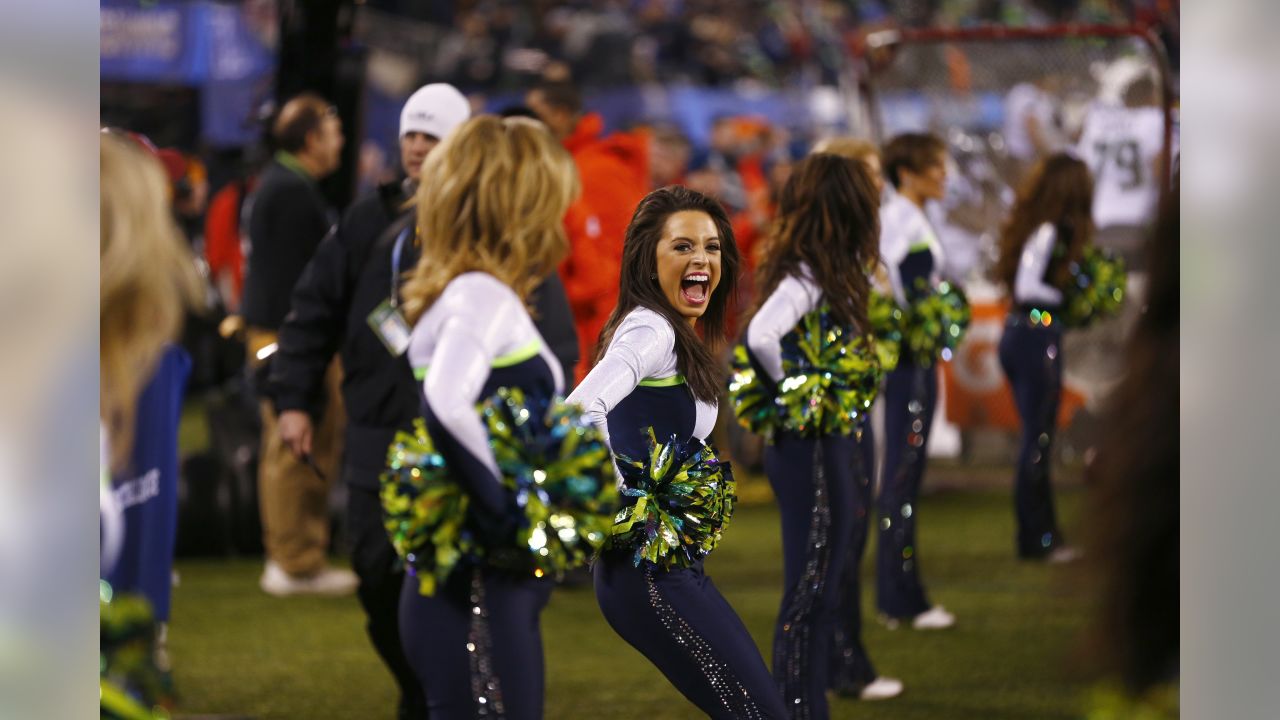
[240,93,357,597]
[268,85,580,720]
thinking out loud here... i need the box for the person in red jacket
[526,79,650,381]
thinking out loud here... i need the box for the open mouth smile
[680,272,710,305]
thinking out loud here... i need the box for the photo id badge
[367,299,411,356]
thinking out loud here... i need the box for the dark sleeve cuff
[271,390,312,415]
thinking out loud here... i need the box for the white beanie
[399,83,471,140]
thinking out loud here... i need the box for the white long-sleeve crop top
[1013,223,1065,307]
[407,272,564,481]
[746,266,823,383]
[566,306,718,451]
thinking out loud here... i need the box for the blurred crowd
[361,0,1175,92]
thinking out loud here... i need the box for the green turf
[170,487,1090,719]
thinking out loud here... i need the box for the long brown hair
[752,153,880,333]
[594,186,740,404]
[995,153,1095,291]
[1082,175,1178,694]
[401,116,579,324]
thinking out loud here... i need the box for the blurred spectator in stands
[526,78,649,379]
[648,123,692,188]
[240,92,356,597]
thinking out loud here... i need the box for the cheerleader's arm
[746,274,821,382]
[1015,224,1065,306]
[567,315,673,454]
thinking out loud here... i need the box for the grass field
[169,484,1092,719]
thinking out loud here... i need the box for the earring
[650,272,657,280]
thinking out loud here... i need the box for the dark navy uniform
[401,272,563,720]
[570,307,787,719]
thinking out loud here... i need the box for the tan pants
[246,328,346,576]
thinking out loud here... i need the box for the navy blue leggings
[998,318,1065,558]
[765,433,858,719]
[876,360,938,619]
[399,567,553,720]
[594,554,787,719]
[828,424,878,692]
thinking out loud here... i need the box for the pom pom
[727,344,780,437]
[481,388,619,579]
[380,419,476,596]
[1063,246,1127,328]
[608,429,737,569]
[776,306,883,436]
[903,280,971,366]
[868,289,905,372]
[100,582,171,718]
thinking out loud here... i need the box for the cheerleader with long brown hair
[994,152,1094,562]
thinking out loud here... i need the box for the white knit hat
[399,83,470,140]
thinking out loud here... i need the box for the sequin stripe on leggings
[467,568,506,718]
[773,441,832,720]
[643,566,768,719]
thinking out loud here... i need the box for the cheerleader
[807,138,903,700]
[396,116,578,719]
[100,131,203,718]
[744,154,901,717]
[568,186,787,718]
[994,153,1094,562]
[876,133,956,630]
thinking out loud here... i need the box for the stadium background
[99,1,1179,717]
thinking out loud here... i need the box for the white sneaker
[859,676,904,701]
[911,605,956,630]
[260,561,359,597]
[1047,546,1082,564]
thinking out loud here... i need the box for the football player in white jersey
[1077,74,1165,246]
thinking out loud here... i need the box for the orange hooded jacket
[559,113,650,381]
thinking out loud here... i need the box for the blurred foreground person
[1081,177,1178,719]
[241,93,356,596]
[266,82,470,719]
[100,131,202,719]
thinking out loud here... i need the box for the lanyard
[390,227,411,308]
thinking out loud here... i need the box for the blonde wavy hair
[401,116,579,324]
[811,136,879,165]
[100,133,203,469]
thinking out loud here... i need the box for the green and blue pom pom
[381,419,475,597]
[1063,246,1127,328]
[382,392,618,595]
[608,429,736,569]
[868,288,905,372]
[776,306,883,437]
[903,280,971,366]
[728,344,780,437]
[100,581,171,719]
[481,388,618,579]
